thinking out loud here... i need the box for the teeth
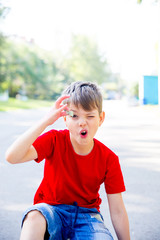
[81,131,87,135]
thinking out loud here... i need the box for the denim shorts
[22,203,114,240]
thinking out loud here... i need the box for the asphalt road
[0,100,160,240]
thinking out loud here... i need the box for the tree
[65,35,111,85]
[0,1,10,92]
[1,38,71,99]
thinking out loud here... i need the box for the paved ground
[0,100,160,240]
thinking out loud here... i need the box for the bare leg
[20,210,47,240]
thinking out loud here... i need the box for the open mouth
[80,130,88,137]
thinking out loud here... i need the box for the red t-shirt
[33,129,125,211]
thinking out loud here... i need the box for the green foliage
[0,1,114,99]
[0,33,7,90]
[66,35,111,84]
[0,40,64,99]
[0,0,10,92]
[130,82,139,98]
[0,34,114,100]
[0,0,115,101]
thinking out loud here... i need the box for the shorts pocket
[84,213,110,234]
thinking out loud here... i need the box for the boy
[6,81,130,240]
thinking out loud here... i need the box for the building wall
[139,76,158,105]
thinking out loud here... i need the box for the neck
[71,139,94,156]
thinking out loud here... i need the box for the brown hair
[62,81,102,114]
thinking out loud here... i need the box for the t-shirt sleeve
[104,153,126,194]
[32,130,56,163]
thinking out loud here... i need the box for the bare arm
[5,95,69,164]
[107,193,130,240]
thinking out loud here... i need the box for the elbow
[5,150,17,164]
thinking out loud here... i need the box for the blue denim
[22,203,114,240]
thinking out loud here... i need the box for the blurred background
[0,0,160,239]
[0,0,159,104]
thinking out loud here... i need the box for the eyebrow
[70,109,97,114]
[70,109,78,113]
[86,112,97,115]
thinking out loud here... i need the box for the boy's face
[64,103,105,155]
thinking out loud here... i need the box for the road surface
[0,100,160,239]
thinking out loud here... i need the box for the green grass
[0,98,53,111]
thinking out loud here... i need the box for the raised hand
[42,95,70,126]
[5,95,70,164]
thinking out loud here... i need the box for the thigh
[22,203,63,240]
[73,212,114,240]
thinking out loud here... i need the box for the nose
[79,117,87,127]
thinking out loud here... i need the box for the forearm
[5,95,69,164]
[107,193,130,240]
[5,119,48,164]
[111,209,130,240]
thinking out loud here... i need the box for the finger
[61,111,68,117]
[59,105,69,111]
[55,95,70,108]
[59,104,69,117]
[59,104,68,112]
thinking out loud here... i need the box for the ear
[99,111,105,127]
[63,116,67,125]
[63,116,68,128]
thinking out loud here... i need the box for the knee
[21,210,47,239]
[24,210,46,227]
